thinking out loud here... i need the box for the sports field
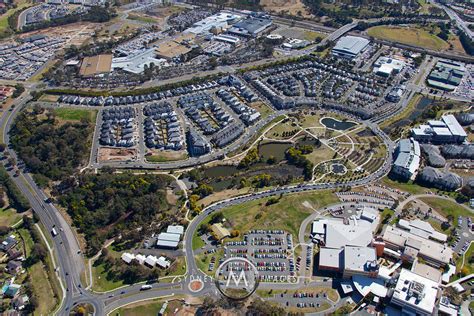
[367,26,449,51]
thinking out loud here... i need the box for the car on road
[140,285,152,290]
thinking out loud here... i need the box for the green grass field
[54,108,97,122]
[114,300,163,316]
[0,1,32,37]
[367,26,449,51]
[29,261,57,316]
[380,177,429,195]
[91,262,125,292]
[419,197,473,225]
[113,298,184,316]
[193,191,338,250]
[0,207,22,226]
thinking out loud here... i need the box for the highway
[434,0,473,40]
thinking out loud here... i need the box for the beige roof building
[211,223,231,240]
[383,226,453,267]
[79,54,112,77]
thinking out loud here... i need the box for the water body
[258,142,293,161]
[203,165,239,178]
[321,117,357,131]
[383,97,433,134]
[331,163,346,174]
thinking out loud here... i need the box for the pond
[321,117,357,131]
[203,165,239,178]
[383,97,433,134]
[258,142,293,161]
[331,163,347,175]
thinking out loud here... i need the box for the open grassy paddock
[193,190,338,250]
[380,177,429,195]
[367,26,449,51]
[29,262,58,316]
[54,107,97,123]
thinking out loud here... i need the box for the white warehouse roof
[332,36,370,58]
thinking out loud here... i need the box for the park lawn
[192,233,206,251]
[305,144,336,165]
[29,262,58,316]
[367,26,449,51]
[419,197,473,225]
[54,108,97,123]
[92,262,125,292]
[192,191,338,250]
[380,176,429,195]
[265,121,300,140]
[0,207,22,226]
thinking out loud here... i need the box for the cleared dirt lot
[99,147,137,162]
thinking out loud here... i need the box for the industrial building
[112,48,167,74]
[427,59,466,91]
[185,12,242,35]
[373,56,405,77]
[156,225,184,249]
[391,138,421,181]
[411,114,467,144]
[228,17,273,37]
[331,36,370,60]
[391,268,440,316]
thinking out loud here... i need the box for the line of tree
[0,165,30,211]
[285,145,314,181]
